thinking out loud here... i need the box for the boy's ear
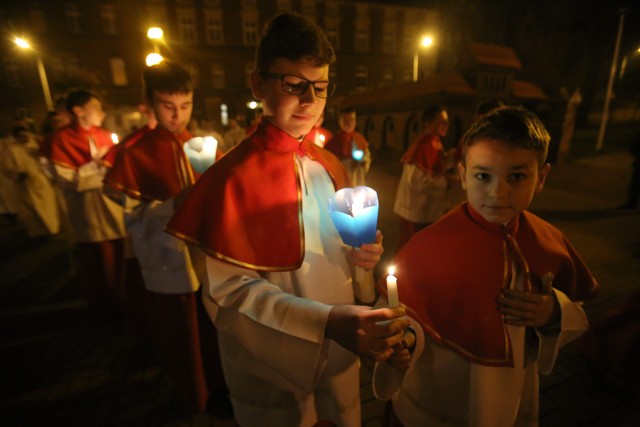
[457,161,468,190]
[536,163,551,193]
[71,105,83,118]
[249,70,265,100]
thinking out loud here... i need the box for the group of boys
[46,12,598,427]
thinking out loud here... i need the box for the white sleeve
[536,288,589,375]
[204,256,333,393]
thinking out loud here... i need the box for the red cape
[104,128,200,201]
[324,130,368,160]
[50,124,115,169]
[378,203,599,367]
[102,125,154,168]
[167,120,351,271]
[401,132,445,175]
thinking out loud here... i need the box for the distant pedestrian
[324,106,371,186]
[222,114,247,152]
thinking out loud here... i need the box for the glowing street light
[14,36,54,111]
[147,27,164,54]
[145,53,164,67]
[413,36,434,82]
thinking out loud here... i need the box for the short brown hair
[143,61,192,102]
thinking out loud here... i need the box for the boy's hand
[325,305,409,361]
[498,272,560,328]
[386,329,416,370]
[349,230,384,270]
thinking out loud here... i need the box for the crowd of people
[1,12,607,427]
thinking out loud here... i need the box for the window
[355,5,369,52]
[185,64,199,87]
[382,68,394,87]
[276,0,292,13]
[177,8,197,43]
[101,4,118,35]
[205,10,224,45]
[355,66,368,89]
[29,3,47,33]
[64,3,82,34]
[242,13,258,46]
[4,57,22,87]
[324,17,340,49]
[301,0,316,22]
[211,63,225,89]
[382,22,397,53]
[110,57,127,86]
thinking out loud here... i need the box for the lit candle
[386,266,399,307]
[328,186,378,247]
[111,133,120,144]
[183,136,217,174]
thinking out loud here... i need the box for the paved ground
[2,147,639,426]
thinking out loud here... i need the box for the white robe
[202,156,362,427]
[393,163,448,224]
[373,264,589,427]
[1,139,60,237]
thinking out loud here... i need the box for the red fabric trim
[167,120,351,271]
[400,133,446,175]
[50,124,115,169]
[324,130,368,159]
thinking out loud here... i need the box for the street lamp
[145,53,164,67]
[413,36,433,82]
[619,47,640,80]
[147,27,164,54]
[14,36,54,112]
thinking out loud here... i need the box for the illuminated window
[64,3,82,34]
[110,57,128,86]
[101,4,118,35]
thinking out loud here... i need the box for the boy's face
[74,97,105,129]
[458,139,550,224]
[251,57,328,139]
[339,112,356,132]
[149,90,193,135]
[425,111,449,137]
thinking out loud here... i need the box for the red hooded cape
[378,203,599,367]
[166,120,350,272]
[400,132,446,175]
[50,124,115,169]
[104,128,199,202]
[102,125,154,168]
[324,130,368,160]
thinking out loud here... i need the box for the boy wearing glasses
[168,13,408,427]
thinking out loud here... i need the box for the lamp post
[412,35,433,82]
[14,36,54,112]
[596,8,627,151]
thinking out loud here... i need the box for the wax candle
[111,133,120,144]
[386,266,399,307]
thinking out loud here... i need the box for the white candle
[386,266,399,307]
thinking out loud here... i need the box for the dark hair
[421,105,446,124]
[143,60,192,102]
[255,13,335,72]
[462,106,550,164]
[476,99,505,117]
[65,89,100,116]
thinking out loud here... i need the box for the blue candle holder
[183,136,217,174]
[351,140,364,162]
[329,186,379,247]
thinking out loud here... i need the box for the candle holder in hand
[328,186,378,303]
[351,140,364,162]
[183,136,218,174]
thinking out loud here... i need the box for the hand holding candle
[386,266,400,308]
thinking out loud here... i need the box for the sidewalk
[1,149,639,426]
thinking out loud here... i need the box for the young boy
[393,105,450,250]
[167,13,407,427]
[374,106,599,426]
[324,107,371,186]
[49,89,126,318]
[104,61,228,415]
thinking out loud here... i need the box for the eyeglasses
[259,72,336,99]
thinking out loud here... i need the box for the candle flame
[388,265,395,276]
[319,134,325,142]
[111,133,119,144]
[351,192,365,217]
